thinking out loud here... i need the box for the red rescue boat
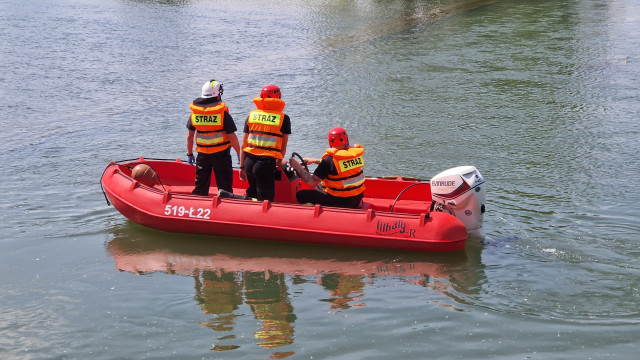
[100,157,486,252]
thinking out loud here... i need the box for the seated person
[288,127,365,209]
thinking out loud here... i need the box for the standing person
[288,127,365,209]
[237,84,291,202]
[187,79,241,196]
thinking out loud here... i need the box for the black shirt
[313,156,336,180]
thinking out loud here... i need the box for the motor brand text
[432,180,457,187]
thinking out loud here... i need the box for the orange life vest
[190,102,230,154]
[321,145,366,197]
[243,97,286,159]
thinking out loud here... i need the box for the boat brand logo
[376,220,415,237]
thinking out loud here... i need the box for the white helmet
[201,79,223,98]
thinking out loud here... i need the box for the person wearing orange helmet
[288,127,365,209]
[187,79,241,196]
[237,84,291,202]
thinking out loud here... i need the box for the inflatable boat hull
[101,158,468,252]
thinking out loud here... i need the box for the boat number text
[164,205,210,219]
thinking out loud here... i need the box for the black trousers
[192,148,233,196]
[296,189,363,209]
[244,153,277,202]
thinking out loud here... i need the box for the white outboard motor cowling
[430,166,486,235]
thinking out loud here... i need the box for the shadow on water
[105,221,487,355]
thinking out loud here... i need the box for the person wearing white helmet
[186,79,241,196]
[288,127,365,209]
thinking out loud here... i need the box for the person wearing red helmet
[187,79,241,196]
[237,84,291,202]
[288,127,365,208]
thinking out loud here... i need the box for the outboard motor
[430,166,486,236]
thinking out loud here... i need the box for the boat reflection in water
[106,223,485,357]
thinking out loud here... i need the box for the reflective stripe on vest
[248,132,280,148]
[341,171,366,187]
[196,132,228,146]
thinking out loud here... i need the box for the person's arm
[187,129,195,155]
[302,157,321,165]
[228,133,240,157]
[301,171,323,188]
[289,158,323,188]
[238,132,249,181]
[278,134,289,168]
[223,112,240,157]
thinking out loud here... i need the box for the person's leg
[296,190,363,208]
[211,149,233,193]
[342,193,364,208]
[296,189,327,205]
[192,153,213,196]
[253,157,276,201]
[243,155,258,199]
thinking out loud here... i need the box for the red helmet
[328,127,349,147]
[260,84,281,99]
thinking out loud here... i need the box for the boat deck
[119,159,435,215]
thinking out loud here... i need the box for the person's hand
[288,158,301,173]
[238,168,246,181]
[187,154,195,166]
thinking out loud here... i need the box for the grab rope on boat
[389,182,431,213]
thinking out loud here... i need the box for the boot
[218,189,248,200]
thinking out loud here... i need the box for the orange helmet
[260,84,281,99]
[328,127,349,147]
